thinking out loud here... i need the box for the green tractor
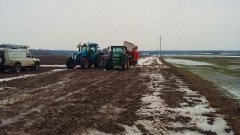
[105,46,132,70]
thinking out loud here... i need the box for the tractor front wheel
[81,57,89,69]
[66,57,75,69]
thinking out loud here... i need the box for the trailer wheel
[14,63,21,73]
[81,57,89,69]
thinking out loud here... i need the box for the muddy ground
[0,57,237,134]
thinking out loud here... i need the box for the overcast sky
[0,0,239,50]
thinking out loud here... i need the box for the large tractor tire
[33,62,40,71]
[14,63,21,73]
[80,57,89,69]
[95,55,104,68]
[66,57,75,69]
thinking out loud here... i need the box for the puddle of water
[165,58,213,66]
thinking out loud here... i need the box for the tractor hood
[73,52,82,59]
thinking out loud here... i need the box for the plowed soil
[0,58,238,134]
[0,67,149,134]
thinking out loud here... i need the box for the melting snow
[41,65,66,68]
[165,58,213,66]
[122,69,233,135]
[0,74,36,82]
[138,56,163,66]
[0,69,66,82]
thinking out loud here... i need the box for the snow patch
[41,65,66,68]
[138,56,163,66]
[127,70,234,135]
[0,69,66,82]
[0,74,36,82]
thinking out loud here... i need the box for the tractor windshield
[81,46,89,52]
[112,48,123,57]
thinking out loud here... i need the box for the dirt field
[0,56,236,134]
[35,55,69,65]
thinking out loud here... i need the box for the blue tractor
[66,43,104,69]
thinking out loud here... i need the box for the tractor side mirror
[107,47,110,50]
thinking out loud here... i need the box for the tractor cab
[111,46,127,65]
[78,43,99,53]
[105,46,131,70]
[66,43,104,69]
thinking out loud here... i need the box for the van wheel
[14,63,21,73]
[33,62,40,71]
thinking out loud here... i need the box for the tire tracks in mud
[0,65,233,135]
[0,68,149,135]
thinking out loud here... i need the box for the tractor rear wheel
[81,57,89,69]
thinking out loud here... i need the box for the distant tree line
[29,49,75,56]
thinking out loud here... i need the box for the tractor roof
[77,43,99,48]
[83,43,98,46]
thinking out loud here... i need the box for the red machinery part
[132,50,139,62]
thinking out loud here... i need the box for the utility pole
[159,35,163,57]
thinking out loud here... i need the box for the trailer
[105,41,140,70]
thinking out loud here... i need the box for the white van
[0,44,40,73]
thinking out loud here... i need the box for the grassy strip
[161,58,240,134]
